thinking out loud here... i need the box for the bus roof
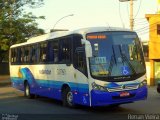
[71,27,131,35]
[10,27,132,48]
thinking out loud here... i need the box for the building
[145,14,160,86]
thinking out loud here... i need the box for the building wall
[146,14,160,85]
[146,14,160,59]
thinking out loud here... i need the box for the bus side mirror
[81,39,92,58]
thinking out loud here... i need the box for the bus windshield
[86,31,146,81]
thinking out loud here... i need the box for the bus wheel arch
[61,84,74,107]
[24,80,35,99]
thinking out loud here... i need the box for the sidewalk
[0,75,11,87]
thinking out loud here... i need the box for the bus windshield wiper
[119,45,136,74]
[112,45,117,65]
[108,46,117,76]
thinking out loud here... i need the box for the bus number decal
[57,69,66,75]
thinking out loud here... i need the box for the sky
[28,0,158,41]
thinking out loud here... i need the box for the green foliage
[0,0,45,62]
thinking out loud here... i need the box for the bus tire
[24,82,35,99]
[62,87,74,107]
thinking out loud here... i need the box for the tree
[0,0,45,62]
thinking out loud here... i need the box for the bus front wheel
[24,82,35,99]
[62,87,74,107]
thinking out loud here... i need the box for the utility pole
[158,0,160,13]
[130,0,134,31]
[119,0,134,31]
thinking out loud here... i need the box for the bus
[9,27,147,107]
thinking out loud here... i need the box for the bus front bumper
[91,86,147,107]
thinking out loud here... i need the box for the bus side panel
[10,64,91,106]
[11,77,25,91]
[71,83,90,106]
[10,65,25,91]
[71,69,90,106]
[10,66,39,93]
[29,80,63,100]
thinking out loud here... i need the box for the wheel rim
[67,91,73,106]
[25,84,30,96]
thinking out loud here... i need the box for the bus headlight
[139,80,147,88]
[92,82,107,91]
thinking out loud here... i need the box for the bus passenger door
[73,47,90,105]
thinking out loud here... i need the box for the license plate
[120,91,130,97]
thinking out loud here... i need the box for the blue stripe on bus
[11,77,148,106]
[11,77,90,106]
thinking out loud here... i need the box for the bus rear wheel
[24,82,35,99]
[62,87,74,107]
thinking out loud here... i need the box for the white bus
[10,27,147,107]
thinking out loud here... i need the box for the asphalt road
[0,85,160,120]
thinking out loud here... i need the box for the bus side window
[73,34,83,66]
[20,47,24,63]
[24,46,30,63]
[73,35,82,51]
[65,37,72,63]
[51,40,59,63]
[30,45,36,63]
[14,48,18,63]
[40,42,47,62]
[11,48,16,63]
[75,47,87,76]
[59,37,72,63]
[17,47,21,64]
[47,41,53,62]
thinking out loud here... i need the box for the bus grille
[107,84,139,92]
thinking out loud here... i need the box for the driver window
[77,52,85,72]
[75,49,87,76]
